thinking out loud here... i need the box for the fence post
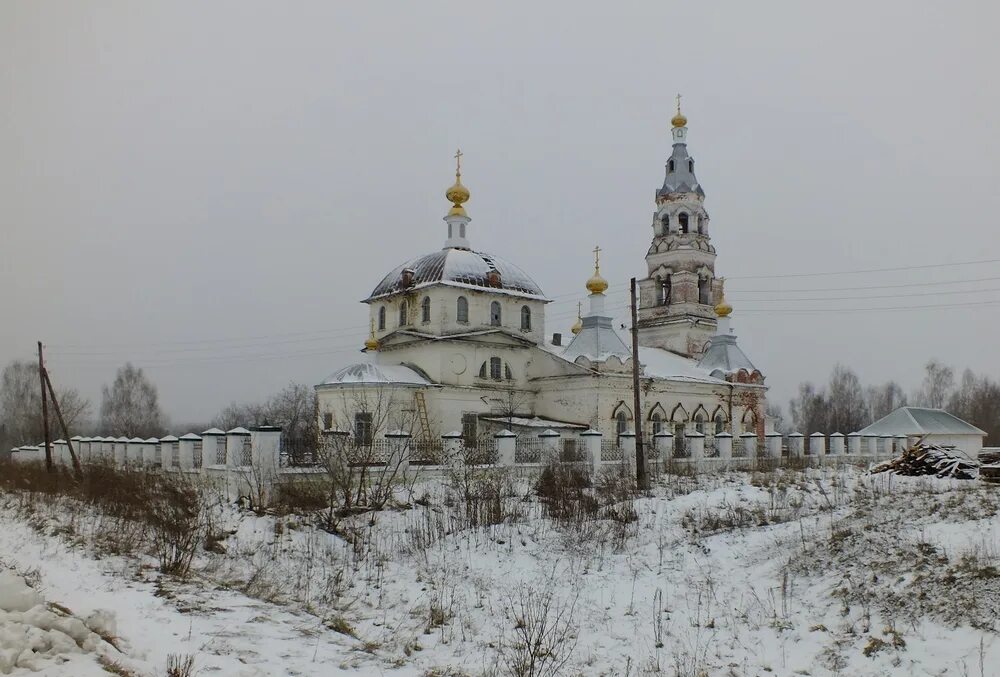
[139,438,155,467]
[159,435,179,470]
[687,432,705,469]
[809,432,825,458]
[249,426,281,506]
[789,432,805,458]
[112,437,126,467]
[716,432,733,460]
[200,428,225,467]
[495,429,516,466]
[741,432,757,460]
[619,431,636,474]
[227,428,251,468]
[580,429,602,474]
[766,432,783,459]
[385,430,411,473]
[178,433,199,470]
[654,432,673,464]
[847,432,861,455]
[830,432,845,456]
[539,429,561,463]
[442,431,464,467]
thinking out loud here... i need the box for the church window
[490,356,502,380]
[688,159,694,172]
[399,301,408,326]
[698,277,711,304]
[322,413,333,430]
[479,362,487,378]
[377,306,386,331]
[694,411,706,435]
[714,412,726,435]
[505,363,513,380]
[462,413,478,446]
[674,423,686,455]
[490,301,502,327]
[421,296,431,323]
[354,413,373,445]
[661,276,671,305]
[520,306,531,331]
[660,214,669,232]
[679,212,689,233]
[457,296,469,323]
[651,412,663,435]
[616,411,628,436]
[668,159,675,172]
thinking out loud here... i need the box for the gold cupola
[586,245,609,294]
[714,278,732,318]
[671,93,687,128]
[364,320,379,351]
[445,148,470,217]
[570,302,583,335]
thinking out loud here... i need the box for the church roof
[858,407,986,437]
[697,333,757,378]
[560,315,632,364]
[658,142,704,198]
[367,248,546,301]
[320,360,431,387]
[638,346,728,384]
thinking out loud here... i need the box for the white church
[315,106,768,456]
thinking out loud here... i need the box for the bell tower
[637,98,723,358]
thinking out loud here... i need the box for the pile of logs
[979,449,1000,483]
[870,443,979,480]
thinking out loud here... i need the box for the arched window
[688,159,694,172]
[660,214,669,232]
[668,159,675,172]
[377,306,386,331]
[616,411,628,436]
[520,306,531,331]
[479,362,487,378]
[661,276,671,306]
[399,301,408,326]
[490,356,502,380]
[457,296,469,323]
[694,411,706,434]
[679,213,689,234]
[651,412,663,435]
[714,412,726,435]
[421,296,431,323]
[698,277,711,305]
[505,363,513,380]
[696,218,704,235]
[490,301,502,327]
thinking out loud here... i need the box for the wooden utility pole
[38,341,53,472]
[629,278,649,490]
[44,370,82,477]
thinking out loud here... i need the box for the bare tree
[765,401,786,434]
[1,360,90,445]
[99,363,165,437]
[789,382,827,434]
[213,382,318,439]
[865,380,907,422]
[948,369,1000,445]
[916,359,955,409]
[826,364,868,433]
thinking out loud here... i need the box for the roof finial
[714,276,733,318]
[446,148,470,217]
[586,245,608,294]
[571,301,583,335]
[671,93,688,128]
[364,318,379,351]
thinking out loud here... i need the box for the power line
[734,286,1000,303]
[728,274,1000,294]
[726,257,1000,281]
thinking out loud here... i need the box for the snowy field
[0,464,998,676]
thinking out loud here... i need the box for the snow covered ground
[1,465,998,676]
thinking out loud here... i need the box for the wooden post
[43,368,83,477]
[630,278,648,490]
[38,342,53,472]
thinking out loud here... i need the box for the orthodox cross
[454,148,463,176]
[593,245,601,272]
[675,93,682,115]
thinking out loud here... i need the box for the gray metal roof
[858,407,986,437]
[560,315,632,364]
[320,360,431,386]
[697,333,757,377]
[367,248,545,301]
[657,142,705,198]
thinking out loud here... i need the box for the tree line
[782,360,1000,444]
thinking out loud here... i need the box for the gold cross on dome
[577,301,582,318]
[454,148,463,176]
[676,93,682,115]
[593,245,602,271]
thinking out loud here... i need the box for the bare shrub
[498,583,579,677]
[166,654,195,677]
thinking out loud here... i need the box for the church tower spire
[636,100,723,358]
[443,149,472,249]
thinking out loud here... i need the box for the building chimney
[552,333,562,346]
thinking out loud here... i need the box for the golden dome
[446,148,470,217]
[671,93,687,128]
[586,245,608,294]
[365,321,379,351]
[714,278,732,317]
[571,302,583,335]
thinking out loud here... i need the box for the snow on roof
[481,415,588,430]
[858,407,987,437]
[320,361,431,387]
[560,316,632,364]
[637,346,728,384]
[201,428,226,436]
[697,333,757,377]
[367,248,546,301]
[159,435,179,442]
[179,433,202,440]
[129,437,144,443]
[227,427,251,435]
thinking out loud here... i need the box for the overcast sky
[2,0,998,427]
